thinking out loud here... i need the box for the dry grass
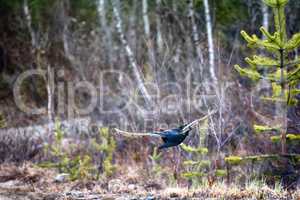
[0,163,299,200]
[155,183,299,199]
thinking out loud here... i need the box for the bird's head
[178,123,188,130]
[155,128,165,132]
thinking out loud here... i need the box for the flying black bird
[114,113,214,149]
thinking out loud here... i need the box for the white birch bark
[187,0,204,66]
[62,7,86,81]
[156,0,163,52]
[24,0,54,131]
[203,0,217,84]
[23,0,37,50]
[262,2,269,32]
[142,0,156,66]
[142,0,150,39]
[128,0,137,52]
[112,0,153,107]
[260,1,269,88]
[172,0,177,12]
[97,0,113,66]
[47,65,54,127]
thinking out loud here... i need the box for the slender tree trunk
[62,7,86,81]
[262,2,269,32]
[273,5,287,155]
[279,49,287,155]
[187,0,204,70]
[260,1,269,89]
[97,0,113,67]
[128,0,138,53]
[142,0,150,40]
[24,0,54,132]
[112,0,153,108]
[156,0,163,52]
[47,64,54,129]
[23,0,37,50]
[142,0,156,66]
[172,0,177,12]
[172,1,182,65]
[203,0,217,84]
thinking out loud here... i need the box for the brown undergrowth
[0,162,299,200]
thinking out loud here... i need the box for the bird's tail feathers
[113,128,161,137]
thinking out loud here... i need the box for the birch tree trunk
[262,1,269,32]
[203,0,217,84]
[62,1,86,81]
[47,64,54,126]
[112,0,153,108]
[142,0,156,66]
[97,0,113,67]
[23,0,37,50]
[128,0,138,52]
[24,0,54,131]
[260,1,269,89]
[172,1,182,65]
[142,0,150,40]
[172,0,177,12]
[187,0,204,69]
[156,0,163,52]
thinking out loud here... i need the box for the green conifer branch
[241,31,281,51]
[183,160,211,168]
[181,172,204,179]
[273,5,287,44]
[263,0,288,8]
[245,55,279,67]
[260,27,276,41]
[254,124,280,133]
[285,33,300,52]
[287,59,300,69]
[234,65,263,81]
[226,153,300,165]
[180,143,208,154]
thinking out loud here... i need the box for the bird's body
[114,119,199,149]
[114,112,216,149]
[115,126,191,149]
[156,126,191,149]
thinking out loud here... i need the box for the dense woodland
[0,0,300,199]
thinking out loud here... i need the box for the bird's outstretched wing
[114,110,217,137]
[182,110,217,133]
[114,128,162,137]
